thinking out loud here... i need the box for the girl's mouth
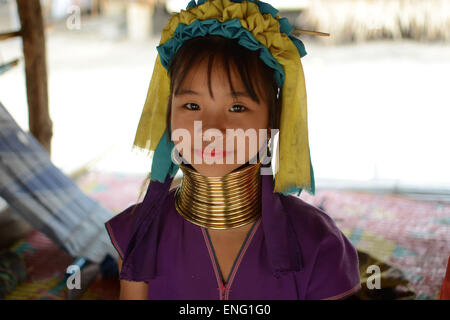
[194,149,232,159]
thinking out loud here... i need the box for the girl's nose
[197,109,227,134]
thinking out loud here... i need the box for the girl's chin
[188,163,244,177]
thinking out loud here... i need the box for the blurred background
[0,0,449,300]
[2,0,449,196]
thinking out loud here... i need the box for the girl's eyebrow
[175,88,252,99]
[175,89,199,96]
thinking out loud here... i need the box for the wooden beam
[16,0,52,155]
[0,30,22,41]
[293,29,330,37]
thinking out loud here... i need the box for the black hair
[165,35,281,137]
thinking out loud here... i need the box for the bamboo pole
[16,0,52,155]
[293,29,330,37]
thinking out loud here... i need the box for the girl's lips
[194,149,232,158]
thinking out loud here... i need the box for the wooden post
[16,0,52,155]
[126,0,155,40]
[91,0,99,17]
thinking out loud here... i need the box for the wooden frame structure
[0,0,52,155]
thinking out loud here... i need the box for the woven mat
[300,191,450,299]
[4,229,119,300]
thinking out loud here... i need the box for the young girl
[105,0,361,300]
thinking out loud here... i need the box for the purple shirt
[105,167,361,300]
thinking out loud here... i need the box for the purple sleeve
[104,204,140,260]
[305,230,361,300]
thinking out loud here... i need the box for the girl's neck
[174,160,262,230]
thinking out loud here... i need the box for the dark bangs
[165,35,281,136]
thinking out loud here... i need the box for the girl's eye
[184,103,200,110]
[229,104,247,112]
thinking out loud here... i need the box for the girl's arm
[117,257,149,300]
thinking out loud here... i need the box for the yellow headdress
[132,0,329,195]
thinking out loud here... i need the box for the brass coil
[174,161,262,229]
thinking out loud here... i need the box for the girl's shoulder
[278,193,344,242]
[277,193,361,299]
[104,202,143,260]
[104,188,177,261]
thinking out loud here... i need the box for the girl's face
[170,58,270,177]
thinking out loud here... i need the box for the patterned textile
[0,250,27,298]
[0,102,117,264]
[3,230,119,300]
[300,191,450,300]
